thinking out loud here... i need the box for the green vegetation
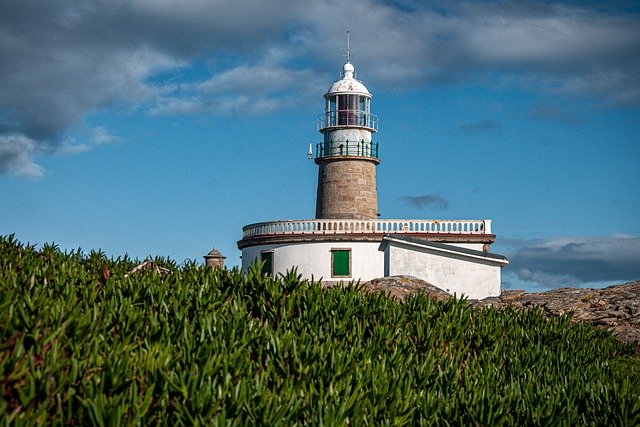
[1,235,639,425]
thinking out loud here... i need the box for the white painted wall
[447,243,485,251]
[384,242,504,299]
[241,238,502,299]
[242,241,384,283]
[325,128,372,143]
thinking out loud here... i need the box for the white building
[237,56,508,299]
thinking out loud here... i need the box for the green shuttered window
[260,252,273,276]
[331,249,351,277]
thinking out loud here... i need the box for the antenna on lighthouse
[344,31,352,64]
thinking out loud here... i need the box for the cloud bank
[1,0,639,176]
[403,195,450,210]
[460,120,499,135]
[508,235,640,287]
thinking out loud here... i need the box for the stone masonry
[315,157,379,219]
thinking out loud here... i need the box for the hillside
[1,235,639,424]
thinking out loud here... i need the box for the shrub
[1,235,638,424]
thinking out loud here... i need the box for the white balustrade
[242,219,492,238]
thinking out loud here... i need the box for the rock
[360,276,640,346]
[469,280,640,345]
[360,275,451,301]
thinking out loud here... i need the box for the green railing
[315,140,379,159]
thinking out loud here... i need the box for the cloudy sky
[1,0,639,291]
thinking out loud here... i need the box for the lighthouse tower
[315,60,379,220]
[235,44,508,299]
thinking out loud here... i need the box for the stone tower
[314,60,379,220]
[203,247,225,270]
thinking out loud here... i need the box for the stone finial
[204,247,226,270]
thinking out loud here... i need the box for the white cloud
[463,4,638,66]
[515,269,579,288]
[91,126,118,146]
[1,0,639,177]
[403,194,450,210]
[0,126,119,177]
[149,60,325,116]
[0,134,44,179]
[553,70,640,107]
[508,235,640,286]
[200,64,306,95]
[59,126,119,154]
[148,98,204,116]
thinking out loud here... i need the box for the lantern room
[318,62,378,132]
[316,62,379,161]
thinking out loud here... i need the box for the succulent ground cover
[1,235,639,425]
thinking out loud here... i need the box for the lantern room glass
[326,95,370,127]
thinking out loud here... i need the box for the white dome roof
[326,62,371,96]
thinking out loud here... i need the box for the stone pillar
[204,247,225,270]
[315,157,379,219]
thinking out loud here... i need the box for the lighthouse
[235,46,508,299]
[315,60,379,220]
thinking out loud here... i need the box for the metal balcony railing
[315,140,379,159]
[317,111,379,131]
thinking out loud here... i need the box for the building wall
[242,241,384,283]
[443,242,485,252]
[384,242,502,299]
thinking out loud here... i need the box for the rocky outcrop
[472,281,640,345]
[361,277,640,345]
[363,275,451,301]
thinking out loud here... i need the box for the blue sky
[1,0,639,291]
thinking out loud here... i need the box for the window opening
[331,249,351,277]
[260,251,273,276]
[338,95,348,125]
[328,96,337,126]
[358,96,366,125]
